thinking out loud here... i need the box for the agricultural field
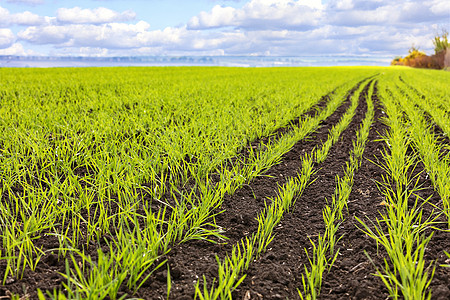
[0,66,449,300]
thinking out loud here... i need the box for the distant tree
[433,30,449,54]
[391,31,449,69]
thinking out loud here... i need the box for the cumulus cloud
[188,0,323,30]
[11,11,45,25]
[0,28,15,48]
[56,7,136,24]
[0,6,45,27]
[428,0,450,15]
[188,5,237,29]
[18,21,151,48]
[327,0,449,26]
[0,7,10,27]
[0,42,31,55]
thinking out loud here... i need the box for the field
[0,66,449,300]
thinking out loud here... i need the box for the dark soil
[138,79,370,299]
[1,79,449,300]
[230,80,373,300]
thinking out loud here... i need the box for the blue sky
[0,0,448,57]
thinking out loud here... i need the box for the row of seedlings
[299,80,376,300]
[391,76,450,227]
[193,78,374,299]
[356,77,440,300]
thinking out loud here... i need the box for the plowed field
[0,67,449,300]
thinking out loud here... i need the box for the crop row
[354,71,450,300]
[194,77,375,300]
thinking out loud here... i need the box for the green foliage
[0,67,449,299]
[433,30,449,54]
[299,79,376,300]
[355,71,450,299]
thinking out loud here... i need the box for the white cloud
[0,28,15,48]
[0,42,31,55]
[57,7,136,24]
[0,7,10,27]
[188,0,323,30]
[0,6,45,27]
[188,5,237,29]
[10,11,45,25]
[327,0,448,26]
[427,0,450,15]
[18,21,151,48]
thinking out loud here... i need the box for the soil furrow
[234,78,375,166]
[229,81,371,299]
[412,162,450,300]
[317,88,390,299]
[319,89,450,300]
[146,86,342,214]
[235,87,335,160]
[137,81,369,299]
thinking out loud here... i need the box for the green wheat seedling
[61,250,127,300]
[195,253,248,300]
[37,287,69,300]
[390,79,450,227]
[195,79,376,299]
[299,223,340,300]
[107,218,167,292]
[59,233,167,299]
[298,80,376,300]
[1,216,48,283]
[356,188,437,300]
[356,79,438,299]
[195,154,315,299]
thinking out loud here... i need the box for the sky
[0,0,449,57]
